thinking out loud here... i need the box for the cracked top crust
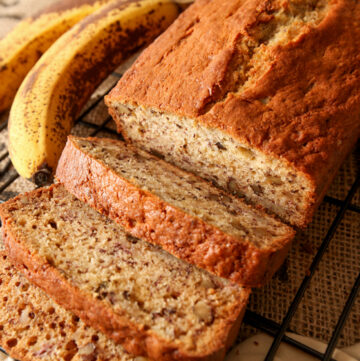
[107,0,360,188]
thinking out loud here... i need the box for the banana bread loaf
[0,184,250,361]
[0,250,145,361]
[56,136,294,287]
[105,0,360,227]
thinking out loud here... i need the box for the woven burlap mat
[240,156,360,347]
[0,0,359,351]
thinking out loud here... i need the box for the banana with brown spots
[0,0,115,113]
[8,0,180,183]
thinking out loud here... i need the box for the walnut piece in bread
[56,136,294,287]
[106,0,360,227]
[0,184,249,361]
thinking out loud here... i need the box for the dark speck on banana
[8,0,180,183]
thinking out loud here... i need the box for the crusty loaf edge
[56,136,295,287]
[107,105,317,229]
[105,0,360,228]
[0,252,43,361]
[0,250,138,361]
[0,186,250,361]
[108,104,359,230]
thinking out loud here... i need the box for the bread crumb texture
[0,184,249,359]
[56,136,294,286]
[65,136,292,246]
[0,251,142,361]
[106,0,360,227]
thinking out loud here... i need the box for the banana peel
[0,0,114,113]
[8,0,179,184]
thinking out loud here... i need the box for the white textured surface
[0,0,59,37]
[227,333,360,361]
[0,350,14,361]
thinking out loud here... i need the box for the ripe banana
[0,0,113,113]
[9,0,180,184]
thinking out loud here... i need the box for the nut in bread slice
[0,249,143,361]
[0,184,249,361]
[56,136,295,287]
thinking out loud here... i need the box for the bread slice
[0,184,249,361]
[56,136,294,287]
[105,0,360,227]
[0,249,145,361]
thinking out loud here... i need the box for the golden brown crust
[0,250,145,361]
[56,136,294,287]
[1,223,149,357]
[107,0,360,224]
[0,185,249,361]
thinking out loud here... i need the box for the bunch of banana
[9,0,180,184]
[0,0,114,113]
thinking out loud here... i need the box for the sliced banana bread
[105,0,360,227]
[0,250,144,361]
[56,136,294,287]
[0,184,249,361]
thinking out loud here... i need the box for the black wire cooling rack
[0,70,359,361]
